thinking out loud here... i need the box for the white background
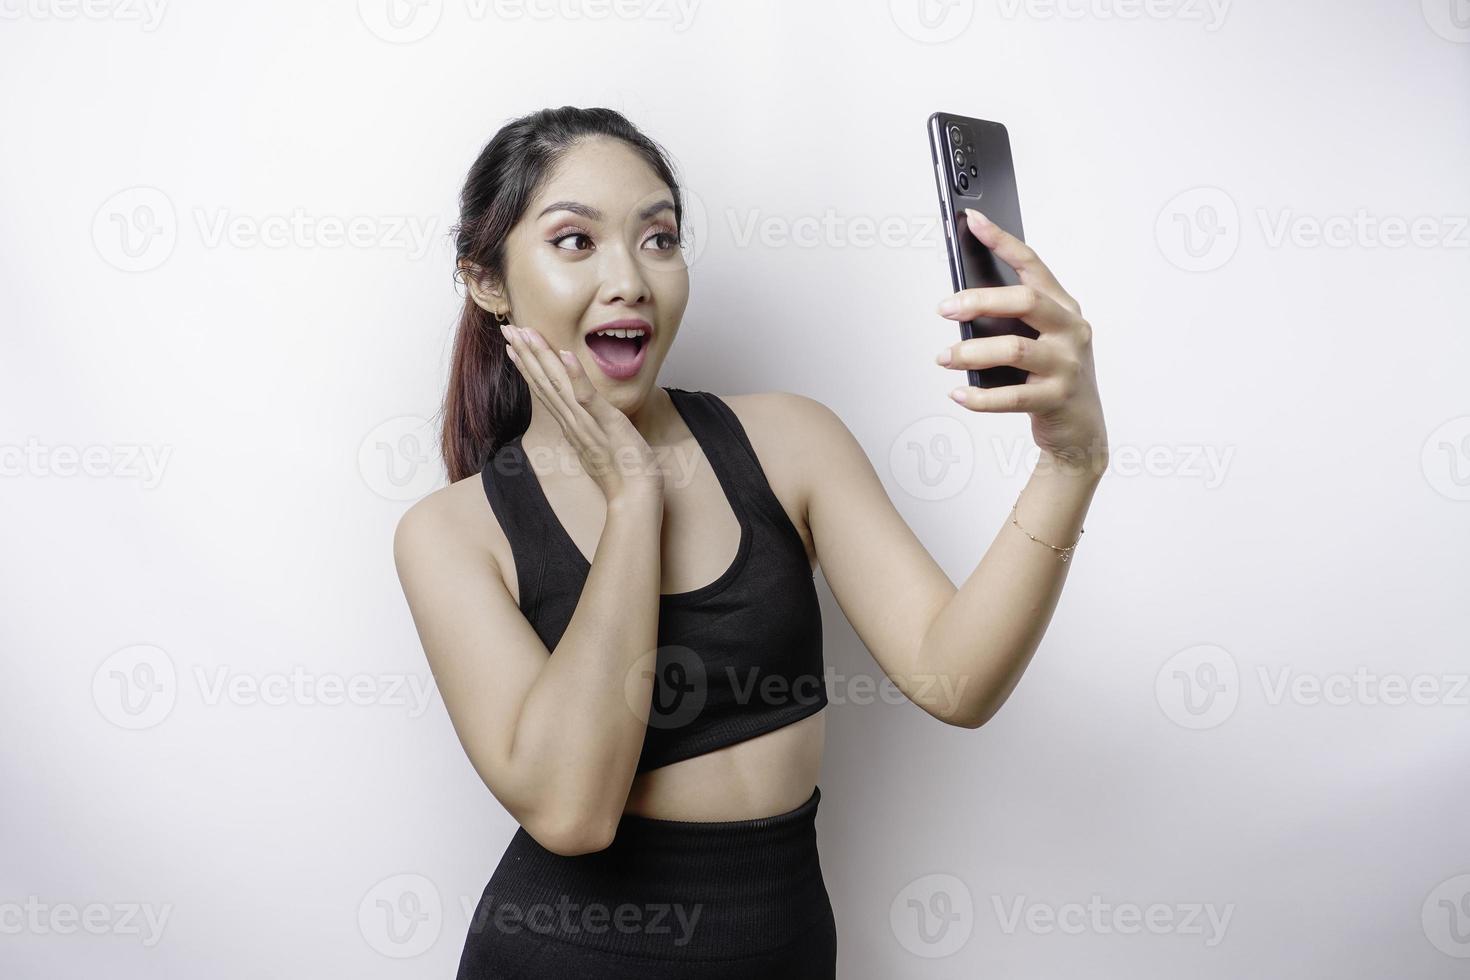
[3,0,1469,976]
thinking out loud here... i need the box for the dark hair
[439,106,685,484]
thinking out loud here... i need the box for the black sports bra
[480,386,827,772]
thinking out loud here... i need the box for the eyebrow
[536,200,675,223]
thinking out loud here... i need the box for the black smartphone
[927,112,1037,389]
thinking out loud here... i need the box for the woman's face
[469,135,690,408]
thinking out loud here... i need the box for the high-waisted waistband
[470,786,828,961]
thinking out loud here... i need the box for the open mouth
[583,327,650,380]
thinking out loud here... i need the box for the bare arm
[787,392,1103,729]
[393,487,663,855]
[916,461,1102,727]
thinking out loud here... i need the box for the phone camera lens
[948,124,962,145]
[969,165,977,177]
[957,172,970,192]
[953,148,966,169]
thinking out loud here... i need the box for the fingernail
[966,208,990,226]
[950,388,968,403]
[937,298,959,316]
[499,324,510,339]
[935,348,952,366]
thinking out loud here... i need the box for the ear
[458,260,508,317]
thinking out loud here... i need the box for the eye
[643,228,680,252]
[549,230,594,252]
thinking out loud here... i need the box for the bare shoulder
[722,390,854,474]
[393,469,505,580]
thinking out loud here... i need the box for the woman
[393,106,1107,978]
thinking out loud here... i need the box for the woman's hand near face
[935,209,1109,477]
[502,324,666,504]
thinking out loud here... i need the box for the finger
[504,326,574,433]
[937,283,1074,335]
[940,333,1059,376]
[962,209,1081,316]
[950,379,1065,414]
[520,326,577,403]
[524,330,609,452]
[524,330,610,465]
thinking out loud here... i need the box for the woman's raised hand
[502,324,666,504]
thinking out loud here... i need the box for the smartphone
[927,112,1037,388]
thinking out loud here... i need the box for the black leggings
[457,785,837,979]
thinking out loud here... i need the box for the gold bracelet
[1009,502,1084,563]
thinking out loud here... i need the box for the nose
[596,238,653,307]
